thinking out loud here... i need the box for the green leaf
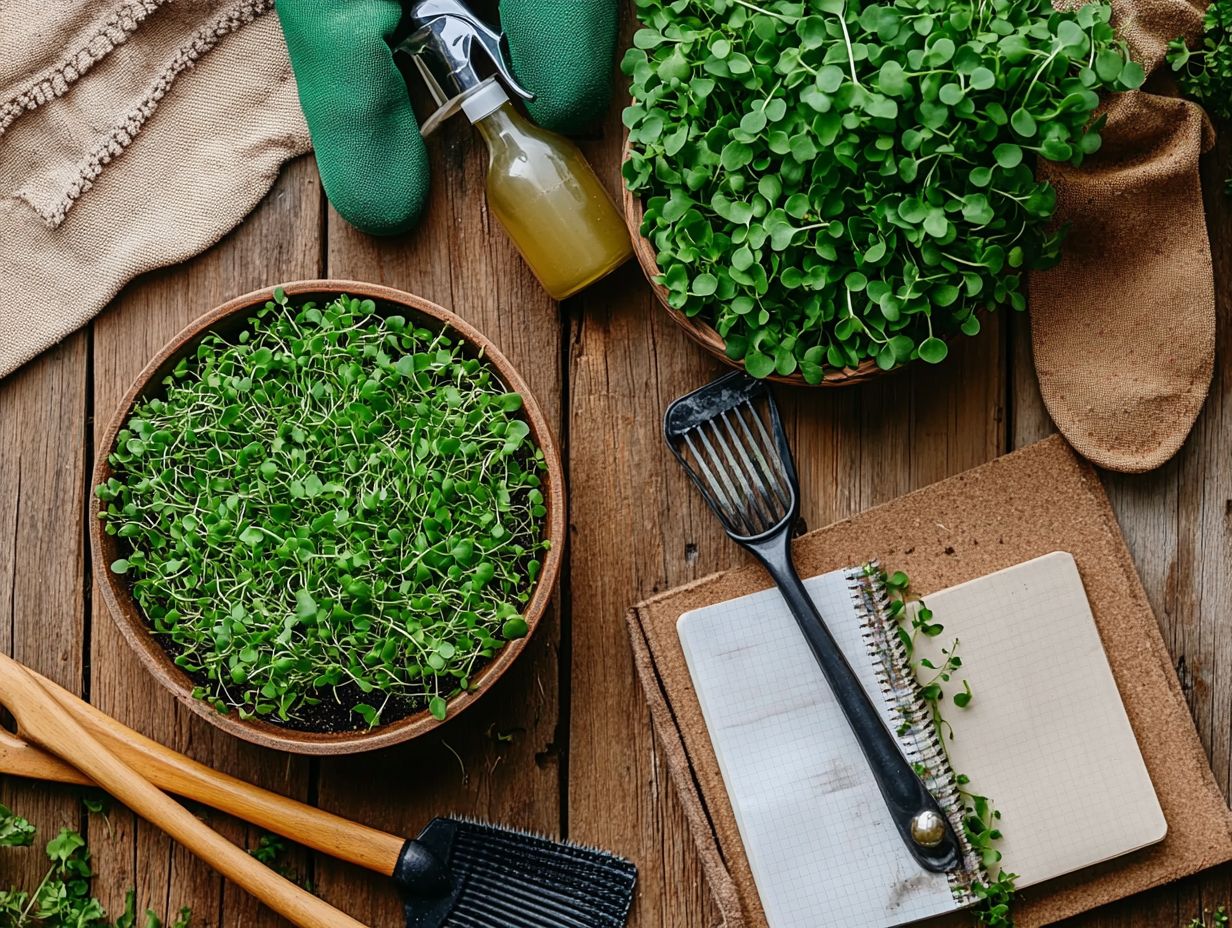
[429,696,448,721]
[993,143,1023,169]
[918,337,949,364]
[692,273,719,297]
[502,616,529,639]
[1119,59,1146,89]
[744,351,776,379]
[1010,109,1037,138]
[294,588,318,619]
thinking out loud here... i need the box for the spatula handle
[0,654,371,928]
[18,668,407,878]
[746,534,961,873]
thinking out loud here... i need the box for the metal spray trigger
[399,0,535,136]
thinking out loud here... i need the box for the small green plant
[0,807,190,927]
[1190,907,1230,928]
[247,833,311,890]
[0,803,36,848]
[1168,0,1232,122]
[96,290,549,730]
[881,568,1017,927]
[623,0,1143,381]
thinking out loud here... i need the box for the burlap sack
[0,0,311,379]
[1031,0,1216,473]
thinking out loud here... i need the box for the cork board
[626,435,1232,928]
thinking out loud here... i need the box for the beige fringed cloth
[0,0,310,378]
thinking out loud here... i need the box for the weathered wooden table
[3,32,1232,928]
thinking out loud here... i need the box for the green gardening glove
[277,0,619,237]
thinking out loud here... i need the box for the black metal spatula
[663,371,961,873]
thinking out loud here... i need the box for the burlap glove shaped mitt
[276,0,619,236]
[1029,0,1216,473]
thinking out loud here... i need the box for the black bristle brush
[399,818,636,928]
[0,666,638,928]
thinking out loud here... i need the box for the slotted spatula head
[664,372,799,541]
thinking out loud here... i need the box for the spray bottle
[400,0,633,301]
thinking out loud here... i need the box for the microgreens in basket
[880,568,1017,927]
[96,290,549,731]
[623,0,1144,381]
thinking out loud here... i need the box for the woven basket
[621,147,887,387]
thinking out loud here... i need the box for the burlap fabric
[0,0,311,379]
[1032,0,1216,473]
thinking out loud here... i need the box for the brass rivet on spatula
[910,811,947,848]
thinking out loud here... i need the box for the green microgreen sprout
[96,290,549,731]
[623,0,1144,381]
[81,794,113,839]
[1169,1,1232,122]
[248,833,312,890]
[0,803,36,848]
[1191,908,1231,928]
[1168,0,1232,194]
[879,567,1017,927]
[0,806,190,927]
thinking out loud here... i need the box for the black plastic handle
[746,533,961,872]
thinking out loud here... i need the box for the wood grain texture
[1008,134,1232,927]
[0,330,87,893]
[0,9,1230,926]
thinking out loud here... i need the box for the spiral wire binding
[848,561,984,903]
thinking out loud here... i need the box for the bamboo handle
[20,670,406,877]
[0,727,91,785]
[0,654,370,928]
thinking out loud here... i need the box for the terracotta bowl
[622,143,891,387]
[91,280,566,755]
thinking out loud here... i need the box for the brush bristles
[678,397,792,537]
[438,819,636,928]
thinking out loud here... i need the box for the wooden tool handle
[0,655,370,928]
[22,669,406,878]
[0,728,91,785]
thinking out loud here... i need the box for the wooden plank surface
[1,6,1231,927]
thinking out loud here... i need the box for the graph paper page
[677,568,958,928]
[911,551,1166,888]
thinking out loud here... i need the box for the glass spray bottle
[401,1,633,300]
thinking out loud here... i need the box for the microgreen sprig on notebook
[880,567,1016,927]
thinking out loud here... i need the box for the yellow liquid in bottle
[474,103,633,300]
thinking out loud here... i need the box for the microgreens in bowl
[623,0,1144,381]
[95,290,550,731]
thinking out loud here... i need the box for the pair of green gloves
[276,1,619,236]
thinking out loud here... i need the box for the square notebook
[677,551,1167,928]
